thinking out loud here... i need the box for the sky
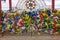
[1,0,60,10]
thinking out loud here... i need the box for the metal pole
[9,0,12,10]
[52,0,55,10]
[0,0,2,12]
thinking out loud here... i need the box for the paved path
[0,36,60,40]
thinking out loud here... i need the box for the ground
[0,35,60,40]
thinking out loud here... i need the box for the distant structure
[0,0,55,12]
